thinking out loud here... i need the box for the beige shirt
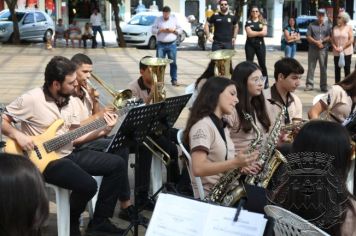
[6,88,80,157]
[225,108,267,153]
[128,77,150,102]
[320,85,353,123]
[70,88,94,121]
[189,116,235,198]
[333,25,353,56]
[340,199,356,235]
[264,84,303,126]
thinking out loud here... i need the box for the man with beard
[1,56,128,236]
[204,0,238,51]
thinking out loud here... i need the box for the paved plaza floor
[1,39,355,235]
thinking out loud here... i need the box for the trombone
[88,73,133,110]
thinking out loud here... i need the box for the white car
[121,11,192,49]
[0,9,54,42]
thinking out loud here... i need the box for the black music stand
[0,105,6,152]
[106,102,164,236]
[143,94,192,202]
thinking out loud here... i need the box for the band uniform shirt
[208,12,237,42]
[225,108,267,152]
[320,85,354,123]
[306,20,332,50]
[189,116,235,198]
[264,84,303,126]
[245,19,266,43]
[70,88,94,121]
[5,87,81,157]
[128,77,150,103]
[152,14,182,43]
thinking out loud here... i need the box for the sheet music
[146,193,267,236]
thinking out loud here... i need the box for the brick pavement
[1,42,355,235]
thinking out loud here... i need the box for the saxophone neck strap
[209,113,228,160]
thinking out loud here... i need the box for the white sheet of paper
[145,193,267,236]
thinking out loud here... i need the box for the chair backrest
[177,129,205,200]
[264,205,330,236]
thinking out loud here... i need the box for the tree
[107,0,126,47]
[4,0,20,44]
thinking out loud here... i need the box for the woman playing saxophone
[184,77,258,198]
[227,61,271,174]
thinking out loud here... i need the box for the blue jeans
[92,26,105,47]
[156,42,177,82]
[284,43,297,58]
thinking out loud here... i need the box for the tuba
[208,49,235,78]
[141,57,172,103]
[140,57,172,166]
[88,73,133,109]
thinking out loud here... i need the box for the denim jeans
[156,42,177,82]
[284,43,297,58]
[92,26,105,47]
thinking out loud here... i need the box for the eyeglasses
[251,76,267,85]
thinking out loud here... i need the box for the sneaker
[172,81,179,86]
[86,218,125,236]
[136,196,156,211]
[118,205,149,226]
[304,85,314,91]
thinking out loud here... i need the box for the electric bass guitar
[4,101,140,173]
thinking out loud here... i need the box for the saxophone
[205,112,262,204]
[206,105,288,206]
[244,105,288,188]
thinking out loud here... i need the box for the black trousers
[43,148,129,224]
[135,129,179,196]
[333,54,352,83]
[212,40,233,51]
[245,39,268,87]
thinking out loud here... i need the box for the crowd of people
[2,1,356,236]
[52,8,105,49]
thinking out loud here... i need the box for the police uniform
[208,12,237,51]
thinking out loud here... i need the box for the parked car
[295,15,317,50]
[121,11,192,49]
[0,9,54,43]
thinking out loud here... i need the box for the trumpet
[281,119,308,143]
[88,73,133,109]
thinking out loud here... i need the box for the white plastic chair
[177,129,205,200]
[46,183,70,236]
[47,176,103,236]
[264,205,330,236]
